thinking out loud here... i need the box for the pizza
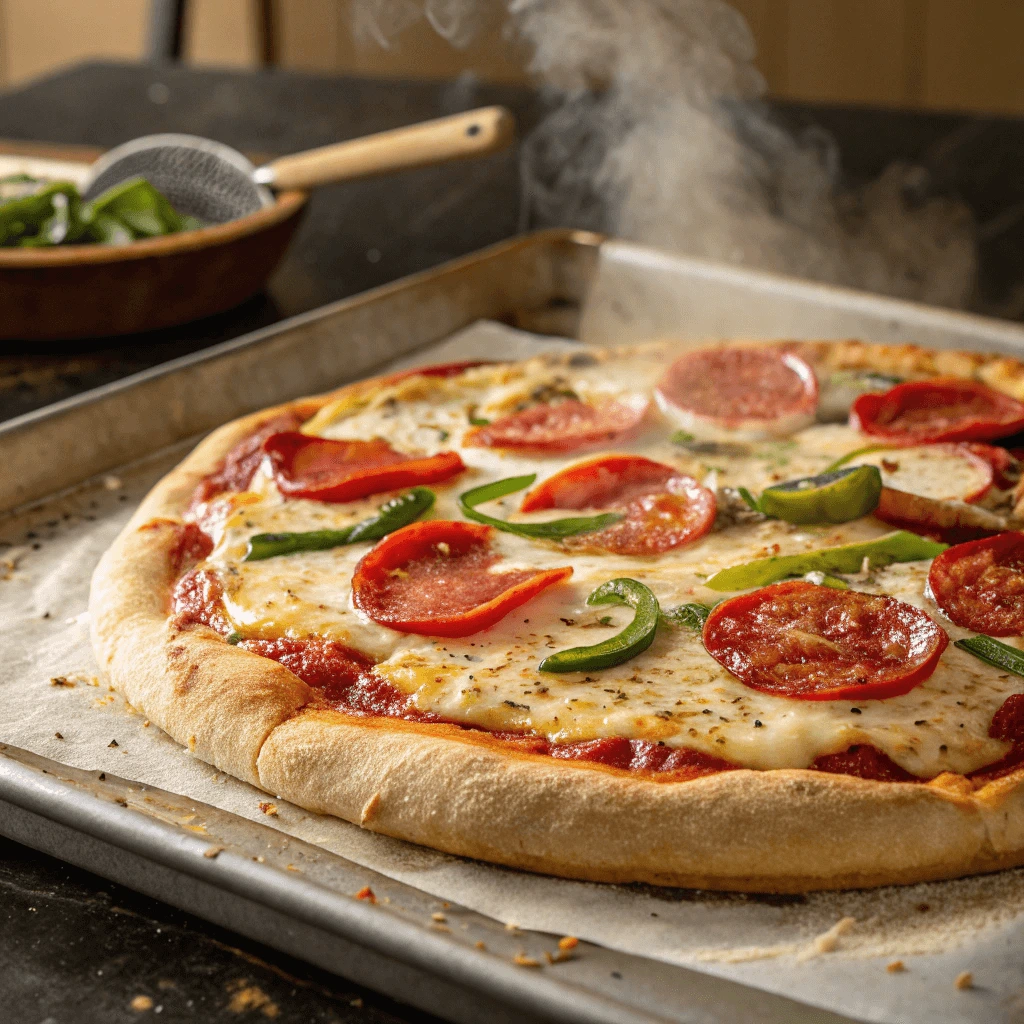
[89,338,1024,893]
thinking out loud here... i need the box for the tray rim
[6,226,1021,1023]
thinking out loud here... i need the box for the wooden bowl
[0,141,307,341]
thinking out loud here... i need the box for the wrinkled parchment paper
[3,321,1024,1024]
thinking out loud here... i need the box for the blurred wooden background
[1,0,1023,116]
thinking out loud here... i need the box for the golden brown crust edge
[89,339,1024,891]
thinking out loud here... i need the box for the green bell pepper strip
[539,578,659,672]
[704,530,947,592]
[459,475,622,540]
[244,487,434,561]
[954,636,1024,679]
[751,465,883,525]
[662,602,712,630]
[823,444,894,474]
[800,570,850,589]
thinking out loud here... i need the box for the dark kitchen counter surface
[4,60,1024,1024]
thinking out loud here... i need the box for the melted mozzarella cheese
[854,445,993,502]
[196,356,1024,778]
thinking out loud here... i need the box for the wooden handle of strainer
[257,107,515,192]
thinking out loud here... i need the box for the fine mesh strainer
[81,106,515,224]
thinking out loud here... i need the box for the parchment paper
[3,320,1024,1024]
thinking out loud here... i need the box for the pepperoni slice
[387,359,490,383]
[851,378,1024,444]
[927,532,1024,636]
[265,432,464,503]
[519,455,716,555]
[655,347,818,440]
[964,443,1021,492]
[190,410,305,507]
[702,580,949,701]
[464,397,648,453]
[351,520,572,637]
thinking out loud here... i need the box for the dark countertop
[4,60,1024,1024]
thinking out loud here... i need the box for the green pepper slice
[704,530,947,591]
[459,475,621,540]
[800,571,849,589]
[539,578,659,672]
[244,487,434,561]
[749,465,883,525]
[662,602,712,630]
[823,444,893,474]
[954,636,1024,679]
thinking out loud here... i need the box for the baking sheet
[3,314,1024,1024]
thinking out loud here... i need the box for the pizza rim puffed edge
[89,338,1024,893]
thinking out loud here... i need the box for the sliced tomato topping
[351,520,572,637]
[190,410,305,508]
[702,580,949,701]
[927,532,1024,636]
[464,397,648,453]
[851,378,1024,444]
[520,455,716,555]
[265,432,464,503]
[811,744,917,782]
[655,347,818,439]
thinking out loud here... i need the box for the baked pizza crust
[89,339,1024,892]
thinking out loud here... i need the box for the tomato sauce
[167,553,1022,788]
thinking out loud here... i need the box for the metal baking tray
[4,228,1024,1024]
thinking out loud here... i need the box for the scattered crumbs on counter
[512,953,541,968]
[474,940,487,951]
[225,979,279,1017]
[886,960,906,973]
[108,739,119,748]
[558,935,579,951]
[355,886,377,903]
[54,731,63,740]
[431,912,447,922]
[50,676,74,687]
[258,802,279,816]
[955,971,974,990]
[130,994,154,1012]
[203,846,225,859]
[103,475,123,490]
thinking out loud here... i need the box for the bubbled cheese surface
[194,350,1024,778]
